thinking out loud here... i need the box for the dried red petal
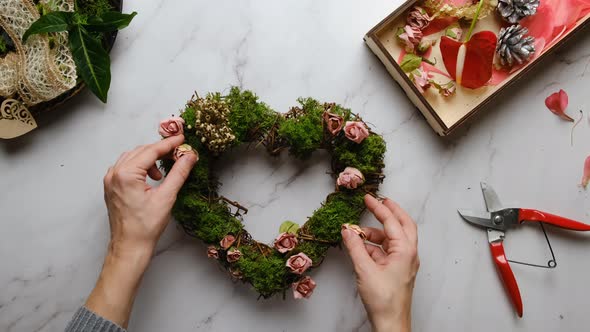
[582,156,590,189]
[440,36,461,81]
[545,89,573,121]
[462,31,497,89]
[422,17,457,36]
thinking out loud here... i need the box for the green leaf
[85,11,137,32]
[22,12,73,42]
[279,221,300,234]
[399,54,423,73]
[69,25,111,103]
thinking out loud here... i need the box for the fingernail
[181,151,199,164]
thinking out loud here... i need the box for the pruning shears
[458,182,590,317]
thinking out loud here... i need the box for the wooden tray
[364,0,590,136]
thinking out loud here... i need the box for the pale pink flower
[159,117,185,137]
[292,276,316,299]
[412,69,432,94]
[323,111,344,135]
[230,268,243,280]
[220,235,236,250]
[274,232,298,253]
[226,248,242,263]
[286,253,313,275]
[341,223,367,240]
[445,25,463,41]
[343,121,369,143]
[397,25,423,52]
[337,167,365,189]
[407,6,432,30]
[441,83,456,97]
[416,38,436,54]
[207,246,219,259]
[173,144,199,162]
[545,89,573,121]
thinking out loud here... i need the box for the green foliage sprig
[161,88,387,298]
[22,9,136,102]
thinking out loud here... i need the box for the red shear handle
[518,209,590,231]
[489,241,523,317]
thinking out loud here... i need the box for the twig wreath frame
[160,87,386,299]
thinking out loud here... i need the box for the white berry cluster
[188,94,236,153]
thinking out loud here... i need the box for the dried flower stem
[218,196,248,215]
[256,242,267,257]
[571,110,583,147]
[297,234,335,244]
[465,0,485,41]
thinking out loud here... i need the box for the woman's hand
[341,194,420,332]
[86,135,197,328]
[103,135,197,258]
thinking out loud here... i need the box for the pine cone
[497,0,539,23]
[496,25,535,67]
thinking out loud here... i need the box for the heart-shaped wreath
[160,88,386,299]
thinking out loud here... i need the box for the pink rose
[412,69,432,94]
[323,111,344,135]
[341,223,367,240]
[343,121,369,144]
[286,253,313,275]
[407,6,432,30]
[173,144,199,162]
[441,83,456,97]
[445,24,463,41]
[230,268,243,280]
[336,167,365,189]
[159,117,185,137]
[397,25,422,53]
[227,248,242,263]
[292,276,316,300]
[220,234,236,250]
[207,246,219,259]
[274,232,298,253]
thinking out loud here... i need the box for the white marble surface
[2,0,590,331]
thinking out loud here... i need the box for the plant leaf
[279,221,300,234]
[22,12,73,42]
[85,11,137,32]
[400,54,423,73]
[69,25,111,103]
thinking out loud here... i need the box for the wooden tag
[0,99,37,139]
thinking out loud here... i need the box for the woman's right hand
[341,194,420,332]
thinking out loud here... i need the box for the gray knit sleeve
[65,307,127,332]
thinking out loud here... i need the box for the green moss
[226,87,279,143]
[305,191,366,242]
[236,246,291,297]
[293,241,330,264]
[172,195,243,243]
[76,0,113,17]
[332,134,386,174]
[327,103,353,121]
[180,106,197,129]
[277,98,325,159]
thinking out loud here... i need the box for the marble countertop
[2,0,590,331]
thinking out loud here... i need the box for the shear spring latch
[507,222,557,269]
